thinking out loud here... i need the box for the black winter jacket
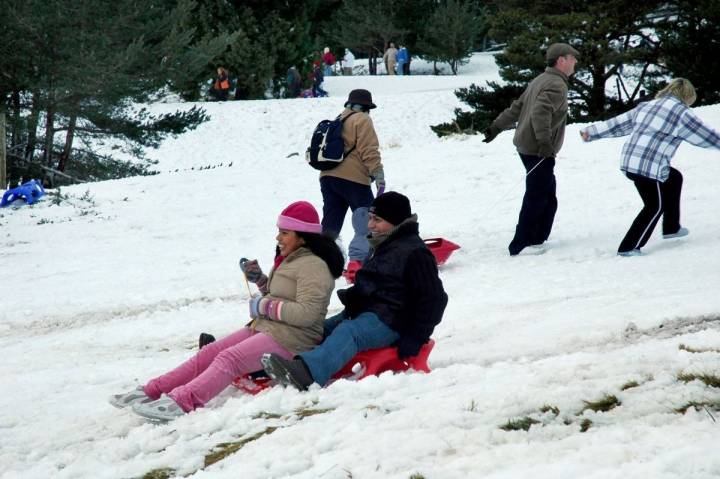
[337,220,448,356]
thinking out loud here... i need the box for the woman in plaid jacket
[581,78,720,256]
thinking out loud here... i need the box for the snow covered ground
[2,53,720,479]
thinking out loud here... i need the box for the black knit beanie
[370,191,412,226]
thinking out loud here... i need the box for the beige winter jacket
[491,67,569,156]
[320,108,382,185]
[252,247,335,355]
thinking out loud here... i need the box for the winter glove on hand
[397,337,422,360]
[248,294,263,319]
[240,258,268,288]
[371,167,386,197]
[537,142,555,159]
[482,125,501,143]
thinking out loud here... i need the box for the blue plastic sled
[1,180,46,207]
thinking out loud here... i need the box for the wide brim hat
[346,89,377,109]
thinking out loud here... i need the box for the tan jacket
[320,108,382,185]
[252,247,335,354]
[491,67,569,156]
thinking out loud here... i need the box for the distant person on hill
[580,78,720,256]
[342,48,355,76]
[262,192,448,391]
[483,43,579,256]
[311,61,328,98]
[396,45,409,76]
[286,66,302,98]
[383,43,398,75]
[322,47,336,77]
[110,202,343,421]
[211,67,230,101]
[319,89,385,273]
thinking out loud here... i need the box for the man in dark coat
[484,43,579,256]
[262,192,448,390]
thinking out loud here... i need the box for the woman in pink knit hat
[110,201,343,422]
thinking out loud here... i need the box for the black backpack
[305,112,356,171]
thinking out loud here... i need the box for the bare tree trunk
[0,112,6,188]
[57,114,77,172]
[24,92,40,164]
[43,100,55,167]
[10,91,21,149]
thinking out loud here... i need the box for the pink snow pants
[143,327,293,412]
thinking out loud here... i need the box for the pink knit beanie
[277,201,322,234]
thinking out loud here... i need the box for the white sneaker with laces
[132,396,185,422]
[109,386,153,409]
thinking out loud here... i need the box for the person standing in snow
[319,89,385,274]
[483,43,579,256]
[311,61,328,97]
[262,192,448,390]
[580,78,720,256]
[110,202,344,421]
[322,47,336,77]
[211,67,230,101]
[396,45,409,76]
[383,43,398,75]
[342,48,355,76]
[286,66,302,98]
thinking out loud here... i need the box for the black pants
[320,176,374,236]
[508,154,557,255]
[618,167,683,253]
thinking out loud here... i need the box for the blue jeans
[300,311,400,386]
[396,61,405,76]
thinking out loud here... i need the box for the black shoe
[199,333,216,349]
[261,354,314,391]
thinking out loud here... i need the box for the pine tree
[416,0,482,75]
[331,0,406,75]
[656,1,720,105]
[0,0,228,183]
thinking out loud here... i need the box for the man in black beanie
[262,191,448,390]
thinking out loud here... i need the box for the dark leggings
[618,167,683,253]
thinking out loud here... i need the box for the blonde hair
[656,78,697,106]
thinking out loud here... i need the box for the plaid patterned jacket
[583,95,720,181]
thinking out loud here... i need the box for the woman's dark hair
[296,231,345,278]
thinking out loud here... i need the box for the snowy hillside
[2,53,720,479]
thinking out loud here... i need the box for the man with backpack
[319,89,385,271]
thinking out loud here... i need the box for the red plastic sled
[423,237,461,266]
[233,339,435,395]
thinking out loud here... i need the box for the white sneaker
[132,396,185,422]
[109,386,153,409]
[663,227,689,239]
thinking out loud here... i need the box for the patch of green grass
[579,418,593,432]
[141,468,175,479]
[499,416,541,431]
[677,372,720,388]
[679,344,720,354]
[539,404,560,415]
[204,427,277,468]
[620,380,640,391]
[582,394,621,413]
